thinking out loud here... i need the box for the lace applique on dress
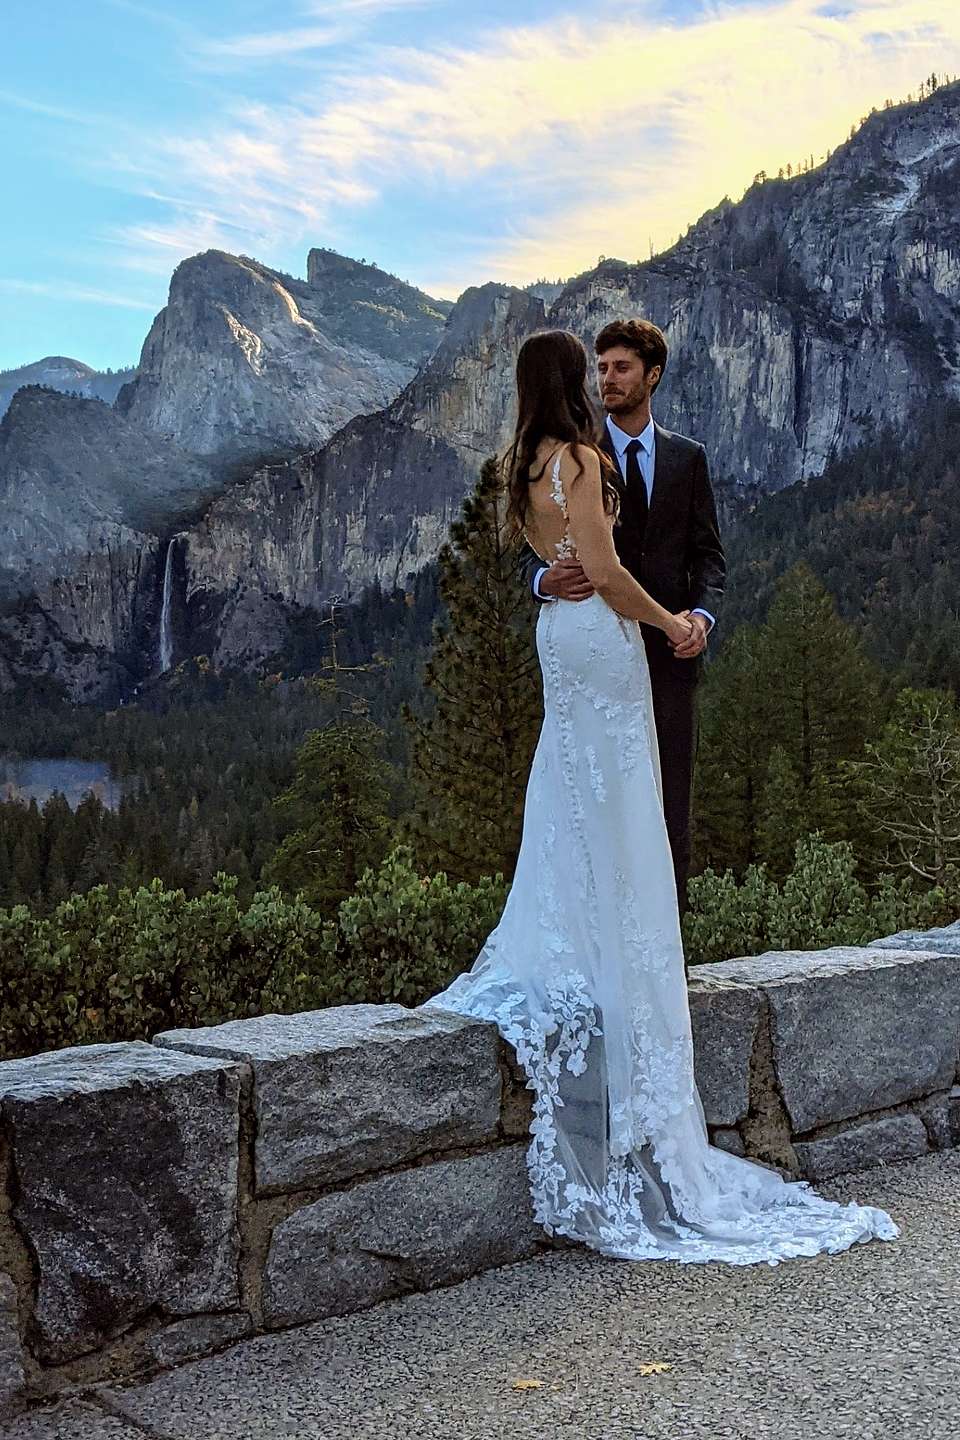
[523,448,578,566]
[549,450,576,560]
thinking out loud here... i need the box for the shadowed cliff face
[179,285,546,668]
[0,388,219,600]
[0,387,224,699]
[116,250,452,472]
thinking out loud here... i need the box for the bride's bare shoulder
[527,437,562,478]
[561,443,602,483]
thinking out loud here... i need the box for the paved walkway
[8,1150,959,1440]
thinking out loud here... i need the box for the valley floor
[8,1149,958,1440]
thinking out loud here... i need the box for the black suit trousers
[648,663,698,928]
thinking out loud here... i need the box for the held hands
[669,610,708,658]
[664,611,694,648]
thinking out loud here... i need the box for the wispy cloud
[96,0,960,292]
[0,89,106,126]
[0,278,156,311]
[197,24,348,62]
[193,0,437,67]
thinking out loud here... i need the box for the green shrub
[684,833,953,966]
[682,863,778,966]
[312,844,508,1008]
[0,873,324,1060]
[0,848,508,1059]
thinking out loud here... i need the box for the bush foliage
[0,847,506,1060]
[683,833,955,966]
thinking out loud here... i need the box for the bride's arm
[563,446,692,642]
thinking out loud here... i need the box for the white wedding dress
[423,452,899,1265]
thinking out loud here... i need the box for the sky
[2,0,959,372]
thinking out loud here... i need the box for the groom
[517,317,726,918]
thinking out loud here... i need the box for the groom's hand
[539,558,595,601]
[670,610,708,658]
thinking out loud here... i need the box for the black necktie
[623,439,649,545]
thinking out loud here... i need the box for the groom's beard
[601,381,652,416]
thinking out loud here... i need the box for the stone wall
[1,939,958,1420]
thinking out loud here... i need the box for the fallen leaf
[638,1362,673,1376]
[511,1378,545,1391]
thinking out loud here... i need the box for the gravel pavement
[7,1149,959,1440]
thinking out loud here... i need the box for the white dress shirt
[532,414,715,631]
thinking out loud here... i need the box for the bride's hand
[665,612,694,647]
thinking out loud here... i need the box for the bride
[423,329,899,1265]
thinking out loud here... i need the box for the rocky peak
[170,281,546,667]
[549,82,960,492]
[430,282,543,359]
[674,81,960,312]
[116,247,452,473]
[304,248,453,361]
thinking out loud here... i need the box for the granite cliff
[550,81,960,492]
[116,249,452,473]
[176,284,545,668]
[0,387,222,700]
[0,250,452,697]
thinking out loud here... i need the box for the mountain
[550,81,960,495]
[0,249,453,699]
[159,83,960,671]
[175,283,545,668]
[115,249,452,473]
[0,386,225,700]
[3,82,959,697]
[0,357,135,419]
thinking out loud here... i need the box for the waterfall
[159,536,178,672]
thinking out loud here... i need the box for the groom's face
[596,345,660,416]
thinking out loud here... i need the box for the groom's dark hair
[595,319,668,393]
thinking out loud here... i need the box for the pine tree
[694,625,766,873]
[402,457,543,884]
[11,801,43,903]
[263,720,396,914]
[756,745,807,880]
[0,830,13,908]
[754,563,881,850]
[695,564,882,876]
[854,688,960,884]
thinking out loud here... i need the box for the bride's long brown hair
[504,329,619,537]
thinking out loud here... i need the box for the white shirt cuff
[532,566,555,600]
[691,608,715,631]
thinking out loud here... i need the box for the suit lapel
[648,422,676,541]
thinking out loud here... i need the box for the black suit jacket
[517,419,726,684]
